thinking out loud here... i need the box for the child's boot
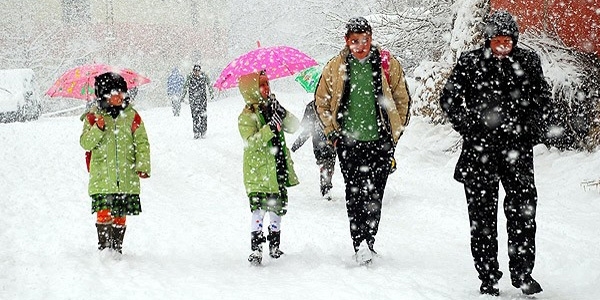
[267,228,284,259]
[95,223,112,251]
[248,231,265,265]
[111,225,126,254]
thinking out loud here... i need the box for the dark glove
[137,172,149,178]
[269,94,287,120]
[291,140,301,152]
[327,131,341,147]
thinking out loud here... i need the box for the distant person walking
[291,100,336,200]
[167,67,184,116]
[439,10,551,296]
[181,64,214,139]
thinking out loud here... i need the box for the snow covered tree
[370,0,454,70]
[410,0,489,124]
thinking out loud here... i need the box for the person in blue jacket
[167,67,185,116]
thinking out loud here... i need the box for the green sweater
[344,58,379,141]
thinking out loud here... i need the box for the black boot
[512,275,543,295]
[267,228,284,259]
[111,225,126,254]
[480,271,502,296]
[480,280,500,296]
[95,223,112,251]
[248,231,265,265]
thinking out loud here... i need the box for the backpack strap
[86,113,96,126]
[131,112,142,133]
[380,49,391,85]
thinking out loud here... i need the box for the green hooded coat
[237,73,299,196]
[80,105,151,196]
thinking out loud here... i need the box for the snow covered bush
[525,34,600,150]
[409,0,489,124]
[405,0,600,151]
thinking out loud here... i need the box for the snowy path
[1,93,599,300]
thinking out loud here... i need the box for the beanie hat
[193,64,202,72]
[483,10,519,46]
[94,72,128,99]
[346,17,372,36]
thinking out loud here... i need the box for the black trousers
[317,153,335,195]
[462,146,538,281]
[337,137,392,251]
[190,103,207,137]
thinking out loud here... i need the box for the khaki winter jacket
[315,46,411,144]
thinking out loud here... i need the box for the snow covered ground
[1,92,599,300]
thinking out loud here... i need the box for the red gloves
[137,172,149,178]
[95,115,105,130]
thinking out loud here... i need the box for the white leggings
[250,209,281,233]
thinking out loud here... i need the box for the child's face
[107,91,124,107]
[259,74,270,100]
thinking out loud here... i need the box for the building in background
[0,0,230,111]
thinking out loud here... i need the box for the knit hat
[346,17,372,36]
[94,72,127,99]
[483,10,519,46]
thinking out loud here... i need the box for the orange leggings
[96,209,126,225]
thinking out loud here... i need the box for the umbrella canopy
[213,45,318,91]
[294,64,323,93]
[46,64,151,100]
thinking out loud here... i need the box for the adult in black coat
[181,64,214,139]
[439,10,550,296]
[291,100,336,199]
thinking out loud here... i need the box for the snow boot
[111,225,126,254]
[320,184,332,201]
[512,275,543,295]
[480,271,502,296]
[95,223,113,251]
[248,231,265,265]
[267,228,284,259]
[367,238,377,255]
[353,240,373,265]
[480,280,500,296]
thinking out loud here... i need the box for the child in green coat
[237,71,299,265]
[80,72,151,254]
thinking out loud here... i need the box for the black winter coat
[291,101,335,162]
[440,46,552,182]
[441,47,552,147]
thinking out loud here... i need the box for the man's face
[258,74,270,100]
[490,35,513,58]
[345,32,372,60]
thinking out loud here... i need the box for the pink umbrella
[46,63,151,100]
[214,45,318,91]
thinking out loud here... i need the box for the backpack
[380,49,391,85]
[85,112,142,172]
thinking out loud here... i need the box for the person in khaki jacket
[314,17,411,264]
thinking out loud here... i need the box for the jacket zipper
[114,119,120,189]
